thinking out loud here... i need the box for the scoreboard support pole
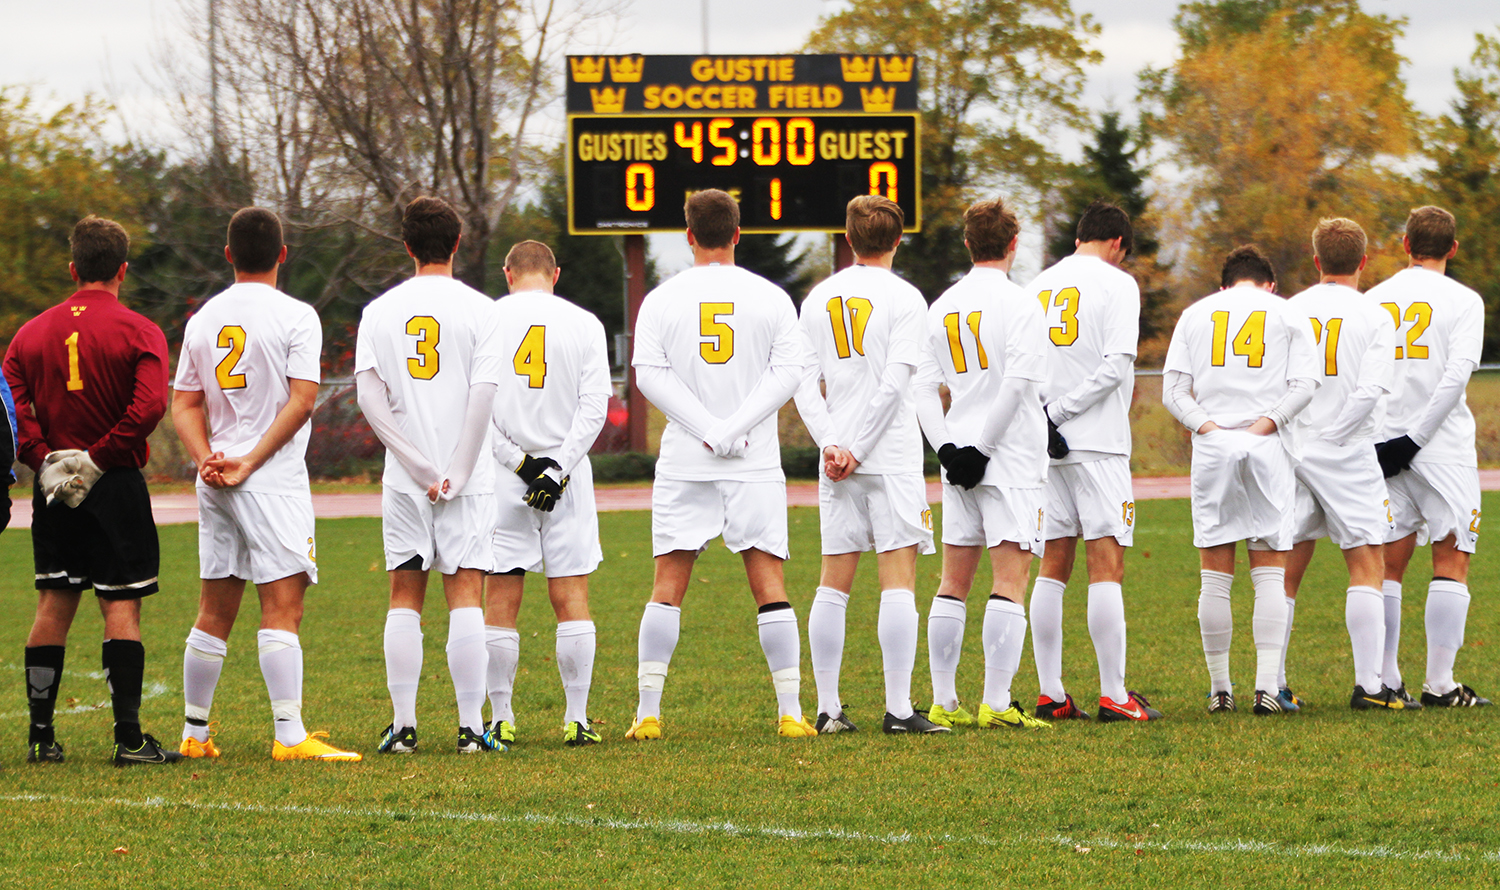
[624,233,649,453]
[833,233,854,271]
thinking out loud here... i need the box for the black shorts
[32,467,159,599]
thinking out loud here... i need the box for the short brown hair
[70,216,130,284]
[1220,244,1277,290]
[1312,217,1366,276]
[963,198,1020,263]
[1076,200,1133,255]
[1405,206,1456,261]
[402,196,463,265]
[504,240,557,279]
[846,195,903,258]
[227,207,284,274]
[684,189,739,249]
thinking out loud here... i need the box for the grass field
[2,497,1499,887]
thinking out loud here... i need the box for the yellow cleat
[624,715,663,740]
[976,702,1053,730]
[272,731,363,762]
[777,715,818,738]
[926,702,977,728]
[179,736,221,759]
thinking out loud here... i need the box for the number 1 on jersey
[64,332,84,391]
[1307,317,1342,376]
[406,316,440,379]
[1209,310,1266,368]
[514,325,547,388]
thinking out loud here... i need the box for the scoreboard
[566,54,921,234]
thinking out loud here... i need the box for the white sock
[982,597,1028,710]
[1198,570,1233,694]
[1250,566,1288,694]
[556,620,596,726]
[878,589,918,719]
[485,626,520,724]
[757,606,803,721]
[1029,576,1067,701]
[1345,586,1385,692]
[384,608,423,729]
[1087,582,1127,703]
[183,628,227,742]
[636,602,680,720]
[927,595,967,711]
[446,607,488,732]
[807,586,849,718]
[1381,579,1403,689]
[1425,579,1471,695]
[257,629,306,747]
[1278,596,1295,689]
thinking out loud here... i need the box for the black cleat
[1389,684,1423,709]
[814,711,859,734]
[377,724,418,753]
[27,740,65,763]
[456,726,498,753]
[1207,691,1235,713]
[882,710,951,734]
[1252,690,1287,715]
[1350,684,1405,710]
[114,734,183,765]
[1420,683,1491,708]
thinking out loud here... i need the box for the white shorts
[819,472,935,556]
[197,488,318,585]
[1189,430,1295,551]
[382,490,494,575]
[1386,461,1481,553]
[1044,455,1135,546]
[941,483,1045,555]
[1293,440,1393,548]
[491,458,603,578]
[651,478,789,559]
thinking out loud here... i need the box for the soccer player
[3,216,181,764]
[1162,245,1318,714]
[171,207,360,761]
[356,196,504,754]
[481,240,611,748]
[796,194,943,735]
[1368,206,1489,708]
[912,197,1051,731]
[1024,200,1151,722]
[626,189,812,741]
[1281,218,1398,711]
[0,372,15,534]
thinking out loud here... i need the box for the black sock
[25,645,65,746]
[102,639,145,748]
[757,601,793,614]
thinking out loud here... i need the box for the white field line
[1,792,1492,863]
[0,663,168,721]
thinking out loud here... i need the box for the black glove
[937,443,959,472]
[523,469,569,512]
[515,454,562,484]
[1374,435,1421,479]
[946,446,990,490]
[1046,416,1070,461]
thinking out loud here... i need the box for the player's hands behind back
[822,445,856,482]
[1375,435,1421,478]
[39,449,104,507]
[937,443,988,490]
[523,467,569,512]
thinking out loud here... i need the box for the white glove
[39,449,104,508]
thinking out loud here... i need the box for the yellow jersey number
[216,325,249,389]
[1380,301,1432,360]
[513,325,547,388]
[1307,317,1343,376]
[700,302,735,364]
[1038,287,1080,346]
[1210,310,1267,368]
[942,311,989,373]
[64,332,84,391]
[827,296,872,359]
[406,316,440,379]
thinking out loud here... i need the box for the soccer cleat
[564,721,602,746]
[777,715,818,738]
[1097,691,1163,722]
[1276,687,1304,712]
[1390,684,1423,709]
[1251,690,1289,715]
[1035,693,1091,720]
[179,736,221,759]
[624,715,663,740]
[27,740,65,763]
[457,726,498,753]
[976,702,1052,730]
[1420,683,1491,708]
[114,734,184,765]
[1350,685,1404,711]
[883,710,952,734]
[377,724,418,754]
[274,731,362,761]
[926,702,976,728]
[1207,691,1235,713]
[484,720,515,749]
[814,711,859,734]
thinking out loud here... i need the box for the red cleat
[1035,693,1091,720]
[1097,691,1163,722]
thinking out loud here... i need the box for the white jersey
[800,264,927,475]
[1164,284,1319,450]
[491,290,612,458]
[1027,254,1139,457]
[1368,266,1483,466]
[355,275,504,496]
[173,282,321,496]
[916,267,1048,488]
[632,264,802,482]
[1285,282,1395,443]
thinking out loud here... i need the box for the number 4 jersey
[175,282,322,494]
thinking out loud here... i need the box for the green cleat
[926,702,976,728]
[976,702,1052,729]
[564,721,602,746]
[484,720,516,747]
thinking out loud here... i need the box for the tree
[735,234,814,306]
[806,0,1100,300]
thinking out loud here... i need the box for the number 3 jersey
[175,282,322,494]
[355,275,504,496]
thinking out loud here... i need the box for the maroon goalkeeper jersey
[3,289,168,472]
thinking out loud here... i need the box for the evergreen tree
[735,233,814,305]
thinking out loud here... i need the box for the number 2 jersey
[355,275,504,496]
[174,282,321,495]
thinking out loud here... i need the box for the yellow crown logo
[860,86,896,112]
[878,56,914,82]
[570,57,605,83]
[839,56,875,82]
[608,55,644,82]
[590,87,627,113]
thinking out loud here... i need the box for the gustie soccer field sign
[565,54,921,234]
